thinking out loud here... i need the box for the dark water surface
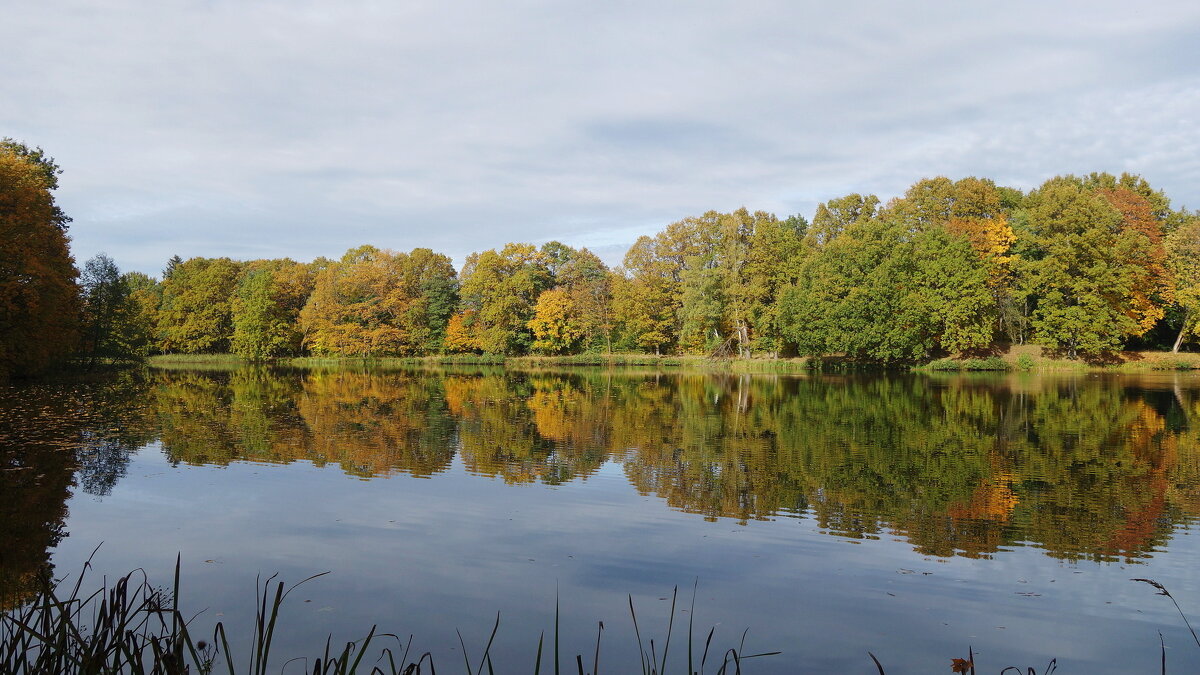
[4,367,1200,672]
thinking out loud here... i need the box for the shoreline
[142,347,1200,374]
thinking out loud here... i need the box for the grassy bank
[145,349,1200,374]
[148,353,816,373]
[924,345,1200,373]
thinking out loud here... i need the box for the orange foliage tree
[0,141,80,377]
[1098,187,1174,335]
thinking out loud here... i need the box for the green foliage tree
[883,176,1018,341]
[0,141,80,377]
[1020,177,1170,358]
[231,270,290,360]
[230,258,317,358]
[780,218,992,362]
[162,255,183,280]
[613,209,801,356]
[554,247,613,352]
[804,193,880,249]
[79,254,148,363]
[612,237,677,354]
[677,262,725,353]
[156,257,242,354]
[742,212,807,355]
[122,271,160,357]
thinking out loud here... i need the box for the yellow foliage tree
[528,288,585,354]
[443,310,483,353]
[299,247,456,356]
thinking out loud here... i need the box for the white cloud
[5,0,1200,273]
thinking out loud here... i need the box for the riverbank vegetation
[4,557,1196,673]
[5,138,1200,379]
[1,557,775,675]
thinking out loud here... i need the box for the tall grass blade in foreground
[1,558,775,674]
[1133,578,1200,648]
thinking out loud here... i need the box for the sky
[5,0,1200,277]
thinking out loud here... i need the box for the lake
[3,366,1200,672]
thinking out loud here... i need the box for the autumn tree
[457,243,551,354]
[554,247,613,352]
[528,288,585,354]
[443,309,483,353]
[526,245,613,355]
[300,246,457,356]
[1097,186,1174,334]
[0,140,80,377]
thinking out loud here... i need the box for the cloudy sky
[5,1,1200,276]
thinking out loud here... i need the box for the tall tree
[612,236,677,354]
[162,255,183,280]
[1019,177,1167,357]
[79,254,146,363]
[885,177,1017,337]
[743,213,806,356]
[528,288,585,354]
[1097,187,1175,335]
[1166,216,1200,351]
[122,271,160,357]
[231,269,289,360]
[0,141,79,377]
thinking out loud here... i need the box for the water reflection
[3,367,1200,608]
[0,371,155,608]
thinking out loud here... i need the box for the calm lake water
[3,367,1200,672]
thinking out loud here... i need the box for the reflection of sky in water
[52,441,1200,674]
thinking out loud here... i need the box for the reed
[1,560,774,674]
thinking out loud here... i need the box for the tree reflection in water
[4,367,1200,606]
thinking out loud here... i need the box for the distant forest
[3,138,1200,377]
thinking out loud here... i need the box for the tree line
[4,138,1200,375]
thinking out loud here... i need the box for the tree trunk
[735,319,750,359]
[1173,309,1192,353]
